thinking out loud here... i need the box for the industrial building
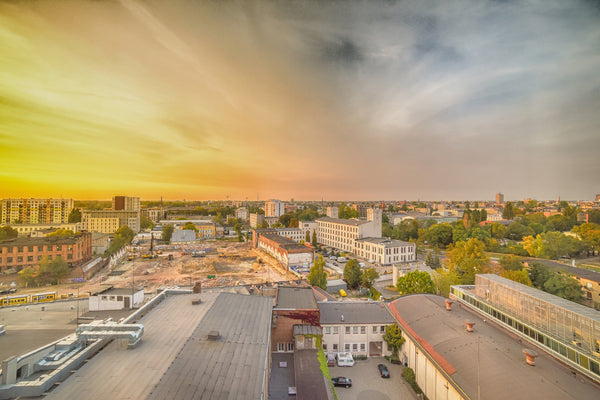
[256,234,314,269]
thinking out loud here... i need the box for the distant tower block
[595,194,600,202]
[496,193,504,204]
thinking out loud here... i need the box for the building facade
[1,198,73,225]
[316,208,382,253]
[141,208,163,223]
[354,237,416,265]
[272,286,320,353]
[235,207,249,221]
[82,210,140,233]
[112,196,140,212]
[89,287,144,311]
[252,228,304,247]
[265,200,285,218]
[319,301,394,358]
[257,234,314,268]
[0,233,92,272]
[4,222,82,237]
[496,193,504,204]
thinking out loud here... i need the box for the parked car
[329,256,337,260]
[331,377,352,388]
[337,352,355,367]
[327,353,336,367]
[378,364,390,378]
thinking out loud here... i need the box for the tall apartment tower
[326,206,339,218]
[265,199,285,217]
[112,196,140,212]
[1,198,73,225]
[496,193,505,204]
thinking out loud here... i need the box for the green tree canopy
[162,224,174,244]
[433,269,461,297]
[396,270,435,295]
[311,230,318,247]
[501,268,532,286]
[308,255,327,290]
[46,229,75,237]
[68,208,82,223]
[343,259,362,289]
[361,267,380,288]
[502,202,515,220]
[382,324,405,361]
[445,238,490,284]
[140,215,154,230]
[543,273,582,302]
[0,225,18,241]
[425,223,453,248]
[38,256,70,285]
[499,254,523,271]
[183,222,198,232]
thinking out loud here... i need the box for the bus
[31,292,57,303]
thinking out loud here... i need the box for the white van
[337,352,355,367]
[337,257,348,263]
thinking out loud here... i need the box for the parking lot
[329,357,416,400]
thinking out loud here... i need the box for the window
[345,326,351,334]
[353,326,358,334]
[345,344,351,351]
[360,326,366,334]
[333,326,338,334]
[287,343,294,352]
[117,296,123,301]
[110,296,115,301]
[67,254,73,260]
[352,344,358,351]
[333,344,338,351]
[360,343,366,351]
[373,326,377,333]
[56,245,62,251]
[380,326,385,333]
[17,256,23,262]
[323,343,328,351]
[101,296,107,300]
[325,327,331,334]
[7,257,12,263]
[277,343,286,352]
[27,256,33,262]
[37,256,42,261]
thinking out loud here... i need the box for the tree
[543,273,582,302]
[305,230,310,243]
[234,222,243,242]
[502,202,515,220]
[311,230,317,247]
[162,224,174,244]
[0,225,18,241]
[68,208,82,223]
[382,324,405,361]
[140,215,154,230]
[433,269,461,297]
[573,223,600,254]
[18,267,37,288]
[289,218,299,228]
[308,255,327,290]
[361,267,379,288]
[501,269,532,286]
[46,229,75,237]
[183,222,198,232]
[396,270,435,295]
[445,238,490,284]
[425,223,453,248]
[343,259,362,289]
[425,251,434,267]
[529,262,552,290]
[505,222,534,241]
[38,256,70,285]
[499,254,523,271]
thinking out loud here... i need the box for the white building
[265,199,285,218]
[326,206,339,218]
[250,213,264,228]
[354,238,416,265]
[319,301,395,358]
[316,208,382,253]
[298,221,318,240]
[235,207,249,221]
[89,287,144,311]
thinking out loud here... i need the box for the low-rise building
[252,228,304,247]
[4,222,82,237]
[319,301,395,358]
[354,237,416,265]
[171,229,197,243]
[235,207,249,221]
[82,210,140,233]
[140,208,163,223]
[160,219,216,239]
[298,221,318,240]
[0,233,92,272]
[88,287,144,310]
[316,208,382,253]
[250,213,264,228]
[91,232,110,255]
[272,286,320,353]
[257,234,314,268]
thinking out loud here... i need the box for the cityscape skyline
[1,0,599,201]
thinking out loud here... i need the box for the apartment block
[265,199,285,218]
[1,198,73,225]
[82,210,140,233]
[354,237,416,265]
[316,208,382,253]
[112,196,140,212]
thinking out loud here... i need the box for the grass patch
[318,348,338,400]
[578,264,600,273]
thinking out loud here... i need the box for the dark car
[378,364,390,378]
[331,377,353,388]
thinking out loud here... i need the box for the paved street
[329,357,416,400]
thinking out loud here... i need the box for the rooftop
[319,301,395,324]
[294,350,330,400]
[0,233,88,247]
[388,294,600,400]
[316,217,370,226]
[275,286,318,310]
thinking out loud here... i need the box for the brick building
[256,234,314,268]
[0,233,92,272]
[272,286,320,353]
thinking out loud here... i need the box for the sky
[1,0,599,202]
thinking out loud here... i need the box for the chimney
[207,331,220,340]
[465,321,475,332]
[522,348,539,366]
[445,299,454,311]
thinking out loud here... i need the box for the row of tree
[19,256,70,287]
[307,256,379,293]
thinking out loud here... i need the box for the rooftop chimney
[445,299,454,311]
[207,331,220,340]
[465,321,475,332]
[523,348,539,366]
